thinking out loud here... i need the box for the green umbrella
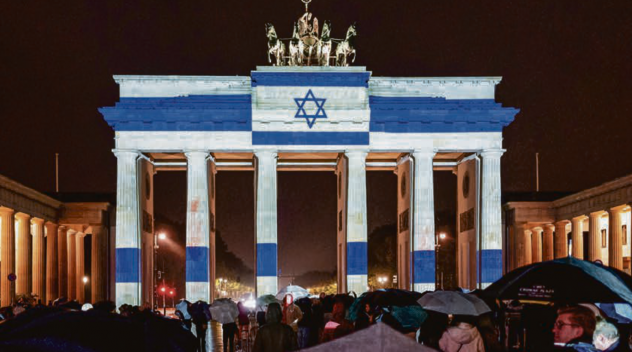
[256,294,281,308]
[390,305,428,330]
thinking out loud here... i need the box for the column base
[186,282,210,302]
[116,282,140,309]
[346,275,367,296]
[257,276,278,297]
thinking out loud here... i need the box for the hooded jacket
[438,322,485,352]
[253,303,298,352]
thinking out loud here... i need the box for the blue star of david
[294,89,327,128]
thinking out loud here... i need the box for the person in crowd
[355,303,374,330]
[221,302,239,352]
[438,316,486,352]
[253,302,298,352]
[593,317,629,352]
[311,298,325,344]
[478,313,504,352]
[552,305,597,350]
[295,297,315,348]
[417,310,449,349]
[282,294,303,333]
[236,301,251,350]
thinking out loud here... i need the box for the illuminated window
[601,229,607,248]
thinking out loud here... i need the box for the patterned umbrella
[210,298,239,325]
[176,299,191,320]
[418,291,491,316]
[276,285,309,301]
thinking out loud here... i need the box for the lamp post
[160,286,166,315]
[154,232,166,310]
[435,232,446,290]
[169,289,175,308]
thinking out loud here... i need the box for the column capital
[572,215,587,223]
[113,149,141,159]
[411,150,437,161]
[31,217,45,226]
[45,221,59,229]
[0,206,15,215]
[67,229,77,236]
[254,150,278,159]
[344,149,369,158]
[555,220,570,226]
[609,205,628,213]
[184,150,210,160]
[15,212,30,221]
[479,149,506,158]
[58,225,67,232]
[531,226,543,233]
[590,210,606,218]
[543,224,555,232]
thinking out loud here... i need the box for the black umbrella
[0,307,197,352]
[483,257,632,305]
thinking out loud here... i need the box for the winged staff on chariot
[265,0,357,67]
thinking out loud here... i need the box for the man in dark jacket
[253,302,298,352]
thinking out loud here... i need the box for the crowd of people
[1,292,632,352]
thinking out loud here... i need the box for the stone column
[185,151,211,302]
[76,232,85,303]
[255,150,278,296]
[15,212,31,296]
[523,228,532,266]
[588,211,604,262]
[609,206,626,270]
[346,150,368,295]
[554,221,569,258]
[571,216,586,259]
[542,224,555,261]
[45,222,59,303]
[67,229,77,300]
[531,227,543,263]
[31,218,45,301]
[114,150,142,308]
[0,207,15,306]
[479,149,504,287]
[57,226,68,298]
[411,150,435,292]
[91,225,107,303]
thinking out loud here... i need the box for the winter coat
[282,304,303,333]
[253,303,298,352]
[438,322,485,352]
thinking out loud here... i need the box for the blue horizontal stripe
[99,95,252,131]
[257,243,277,277]
[116,248,140,283]
[186,246,210,283]
[251,72,370,87]
[252,132,369,145]
[347,242,368,276]
[480,249,502,283]
[413,250,435,284]
[370,96,519,133]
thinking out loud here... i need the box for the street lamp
[160,286,167,315]
[82,276,88,284]
[169,289,175,308]
[154,232,167,310]
[377,276,388,288]
[436,232,447,290]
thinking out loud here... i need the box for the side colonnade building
[504,173,632,273]
[99,66,519,307]
[0,174,114,306]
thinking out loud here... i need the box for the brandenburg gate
[99,7,518,307]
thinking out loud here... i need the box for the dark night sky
[2,0,632,276]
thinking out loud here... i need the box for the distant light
[158,233,167,240]
[439,233,447,240]
[161,287,166,293]
[169,290,174,296]
[82,276,89,284]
